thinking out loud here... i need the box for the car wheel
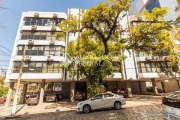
[114,101,121,110]
[83,105,91,113]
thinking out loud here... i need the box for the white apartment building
[5,7,180,106]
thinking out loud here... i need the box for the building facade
[136,0,179,21]
[5,7,180,106]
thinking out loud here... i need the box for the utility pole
[11,44,26,116]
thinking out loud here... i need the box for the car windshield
[29,95,37,98]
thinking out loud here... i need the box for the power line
[0,45,12,52]
[0,50,11,57]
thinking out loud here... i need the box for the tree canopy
[58,0,176,96]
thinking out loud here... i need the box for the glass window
[28,35,34,39]
[93,94,103,100]
[54,62,59,73]
[37,19,43,26]
[29,62,35,67]
[42,62,48,73]
[31,18,37,25]
[40,35,46,40]
[141,63,145,67]
[104,93,113,98]
[36,62,42,67]
[24,18,31,25]
[21,35,28,39]
[43,19,48,26]
[47,62,53,73]
[14,62,21,67]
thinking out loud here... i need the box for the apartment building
[5,6,180,106]
[134,0,180,93]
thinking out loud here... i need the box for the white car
[76,92,126,113]
[162,91,180,119]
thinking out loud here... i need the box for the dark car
[46,93,64,102]
[146,86,163,93]
[26,95,39,105]
[112,88,127,98]
[75,91,87,100]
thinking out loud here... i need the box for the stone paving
[0,95,164,120]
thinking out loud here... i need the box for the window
[20,31,63,40]
[93,94,103,100]
[13,61,62,73]
[19,45,64,56]
[104,93,113,98]
[24,18,62,26]
[17,46,24,55]
[137,61,173,73]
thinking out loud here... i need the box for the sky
[0,0,137,70]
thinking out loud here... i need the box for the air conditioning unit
[53,13,58,18]
[25,56,31,61]
[51,26,56,31]
[137,16,145,21]
[31,26,37,31]
[34,13,39,18]
[49,40,55,45]
[47,55,54,61]
[145,56,152,61]
[28,40,34,45]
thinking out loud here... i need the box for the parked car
[46,93,64,102]
[112,88,127,98]
[0,98,13,104]
[162,91,180,119]
[26,95,39,105]
[75,91,87,100]
[146,86,163,93]
[76,92,126,113]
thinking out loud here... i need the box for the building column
[70,81,75,102]
[151,78,158,94]
[138,81,142,94]
[161,82,166,93]
[177,80,180,90]
[5,82,14,107]
[20,84,28,104]
[50,82,53,94]
[39,80,45,104]
[125,80,132,97]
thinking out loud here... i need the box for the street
[0,95,164,120]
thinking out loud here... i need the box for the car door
[103,93,114,108]
[90,94,104,110]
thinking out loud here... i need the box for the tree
[129,8,174,58]
[176,0,180,11]
[58,1,172,97]
[0,77,4,87]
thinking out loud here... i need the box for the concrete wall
[164,80,179,92]
[130,81,140,94]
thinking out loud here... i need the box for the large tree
[58,0,173,97]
